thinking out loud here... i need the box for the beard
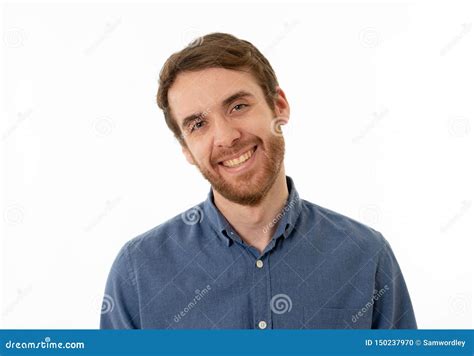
[194,133,285,206]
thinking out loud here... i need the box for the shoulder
[120,202,207,259]
[300,199,388,255]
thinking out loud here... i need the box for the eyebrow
[179,90,254,130]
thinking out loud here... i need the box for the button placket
[254,256,271,329]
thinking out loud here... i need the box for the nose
[213,116,241,147]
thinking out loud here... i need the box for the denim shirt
[100,176,417,329]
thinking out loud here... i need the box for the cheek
[250,118,273,138]
[192,145,213,165]
[249,107,276,133]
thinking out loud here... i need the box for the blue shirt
[100,176,417,329]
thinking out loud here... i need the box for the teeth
[222,148,254,168]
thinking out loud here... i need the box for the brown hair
[156,32,280,143]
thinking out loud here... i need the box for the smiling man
[100,33,417,329]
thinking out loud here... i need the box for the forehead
[168,67,261,121]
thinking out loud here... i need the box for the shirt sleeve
[100,241,141,329]
[371,237,417,329]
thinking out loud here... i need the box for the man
[100,33,417,329]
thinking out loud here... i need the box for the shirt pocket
[303,306,372,329]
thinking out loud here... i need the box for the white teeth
[222,148,255,168]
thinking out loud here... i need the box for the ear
[274,86,290,122]
[181,145,196,166]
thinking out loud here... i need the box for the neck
[213,169,289,254]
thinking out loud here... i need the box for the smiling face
[168,67,290,206]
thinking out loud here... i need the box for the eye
[231,103,248,113]
[190,119,206,133]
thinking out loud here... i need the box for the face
[168,67,290,206]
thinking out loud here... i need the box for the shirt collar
[202,175,302,246]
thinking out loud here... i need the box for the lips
[218,145,258,168]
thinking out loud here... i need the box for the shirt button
[255,259,264,268]
[258,320,267,329]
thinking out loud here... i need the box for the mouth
[218,145,258,171]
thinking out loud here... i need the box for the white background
[1,0,472,329]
